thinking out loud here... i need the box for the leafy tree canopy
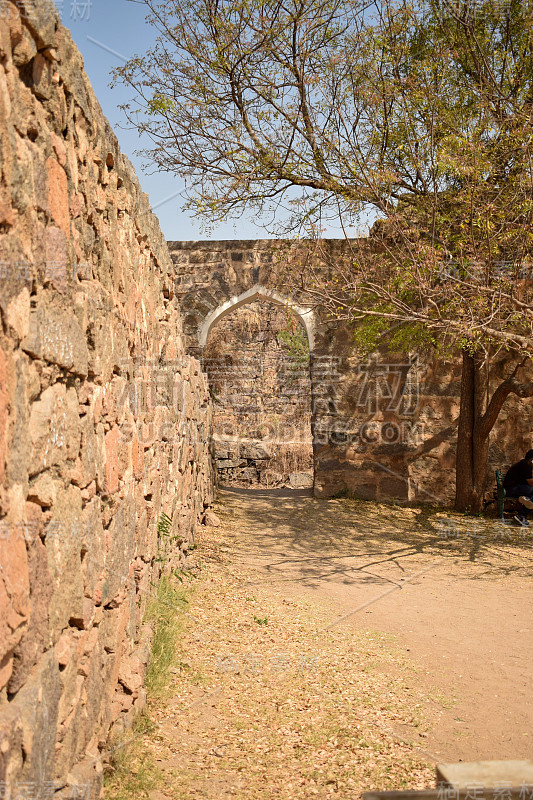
[116,0,533,355]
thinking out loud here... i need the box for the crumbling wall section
[0,3,215,797]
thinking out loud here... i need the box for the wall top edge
[166,238,362,248]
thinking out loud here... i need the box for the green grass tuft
[145,575,189,698]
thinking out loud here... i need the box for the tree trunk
[454,352,533,513]
[455,352,475,512]
[455,351,489,513]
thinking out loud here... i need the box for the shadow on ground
[215,489,533,589]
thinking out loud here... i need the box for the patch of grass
[145,575,189,698]
[104,572,192,799]
[104,714,161,800]
[253,614,269,625]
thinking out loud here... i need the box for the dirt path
[107,490,533,800]
[220,489,533,762]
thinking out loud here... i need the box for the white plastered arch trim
[198,284,316,350]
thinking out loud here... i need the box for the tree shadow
[215,489,533,590]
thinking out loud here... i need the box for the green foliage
[277,322,310,367]
[155,510,189,568]
[157,511,172,538]
[145,576,189,698]
[148,93,176,115]
[352,314,440,358]
[115,0,533,358]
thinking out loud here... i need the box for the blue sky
[61,0,360,241]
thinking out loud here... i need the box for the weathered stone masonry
[0,3,215,797]
[169,239,533,505]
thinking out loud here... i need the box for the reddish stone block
[46,156,69,236]
[0,347,7,483]
[105,427,119,495]
[8,526,51,694]
[0,526,30,691]
[0,192,15,230]
[131,434,144,480]
[118,653,144,694]
[44,226,68,291]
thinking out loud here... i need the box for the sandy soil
[107,489,533,800]
[219,488,533,763]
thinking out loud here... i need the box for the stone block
[32,52,52,100]
[131,433,144,479]
[27,471,59,507]
[102,499,136,605]
[17,0,59,49]
[288,471,314,489]
[31,148,50,214]
[46,158,70,236]
[104,427,119,496]
[12,27,37,66]
[6,352,31,486]
[22,306,89,377]
[202,509,221,527]
[11,136,34,215]
[6,287,30,340]
[118,654,144,694]
[240,440,271,460]
[0,520,30,690]
[436,760,533,789]
[74,411,97,488]
[29,383,80,475]
[44,227,69,292]
[8,533,52,694]
[86,313,128,384]
[45,484,84,643]
[1,651,61,790]
[80,497,105,603]
[0,347,7,484]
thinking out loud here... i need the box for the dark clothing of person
[506,483,533,499]
[503,459,533,492]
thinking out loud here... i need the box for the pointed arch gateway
[198,284,316,350]
[199,284,316,491]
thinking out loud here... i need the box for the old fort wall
[0,3,215,796]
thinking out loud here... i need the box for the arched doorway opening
[201,290,315,490]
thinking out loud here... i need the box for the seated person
[503,449,533,510]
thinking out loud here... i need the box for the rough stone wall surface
[203,301,313,488]
[169,240,533,505]
[0,4,214,797]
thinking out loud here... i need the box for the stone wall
[203,301,313,488]
[0,3,215,797]
[168,240,533,505]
